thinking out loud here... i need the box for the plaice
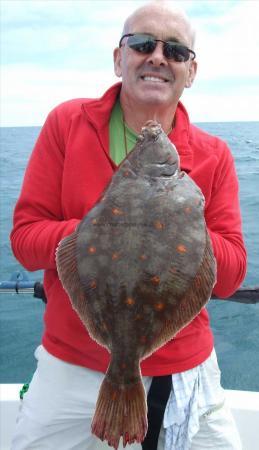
[56,120,216,449]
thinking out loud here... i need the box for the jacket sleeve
[10,108,80,271]
[205,141,247,298]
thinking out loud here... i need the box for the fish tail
[91,375,147,449]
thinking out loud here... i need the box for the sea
[0,122,258,391]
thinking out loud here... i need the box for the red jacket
[10,83,247,375]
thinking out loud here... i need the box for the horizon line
[1,120,259,128]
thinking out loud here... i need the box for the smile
[141,75,168,83]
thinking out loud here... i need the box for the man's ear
[113,47,122,78]
[185,59,197,88]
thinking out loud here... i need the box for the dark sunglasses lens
[127,34,156,54]
[165,43,190,62]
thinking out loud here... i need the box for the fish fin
[142,231,216,358]
[92,373,147,449]
[56,231,108,348]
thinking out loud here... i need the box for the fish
[56,120,216,449]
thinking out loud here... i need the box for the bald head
[122,1,195,48]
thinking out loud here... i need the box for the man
[10,1,246,449]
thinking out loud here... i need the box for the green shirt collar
[109,98,138,165]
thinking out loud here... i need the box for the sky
[1,0,259,126]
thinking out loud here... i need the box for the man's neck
[120,94,177,135]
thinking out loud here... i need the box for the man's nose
[146,41,167,66]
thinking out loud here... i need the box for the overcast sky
[1,0,259,126]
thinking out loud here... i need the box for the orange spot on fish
[112,207,123,216]
[185,207,192,214]
[154,220,165,230]
[135,314,142,320]
[125,297,135,306]
[90,280,97,289]
[123,170,130,177]
[151,275,160,285]
[154,302,165,311]
[139,254,147,261]
[88,246,96,254]
[177,244,187,254]
[91,218,98,224]
[112,252,120,260]
[112,391,117,400]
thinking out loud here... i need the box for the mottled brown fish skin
[56,120,216,449]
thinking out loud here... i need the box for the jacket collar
[81,82,193,172]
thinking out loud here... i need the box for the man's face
[114,8,197,110]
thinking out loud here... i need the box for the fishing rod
[0,271,258,304]
[0,272,47,303]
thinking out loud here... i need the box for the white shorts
[11,345,242,450]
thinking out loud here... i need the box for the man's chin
[136,91,174,108]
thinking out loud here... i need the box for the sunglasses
[119,33,196,62]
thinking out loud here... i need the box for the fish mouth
[149,160,178,177]
[156,159,177,166]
